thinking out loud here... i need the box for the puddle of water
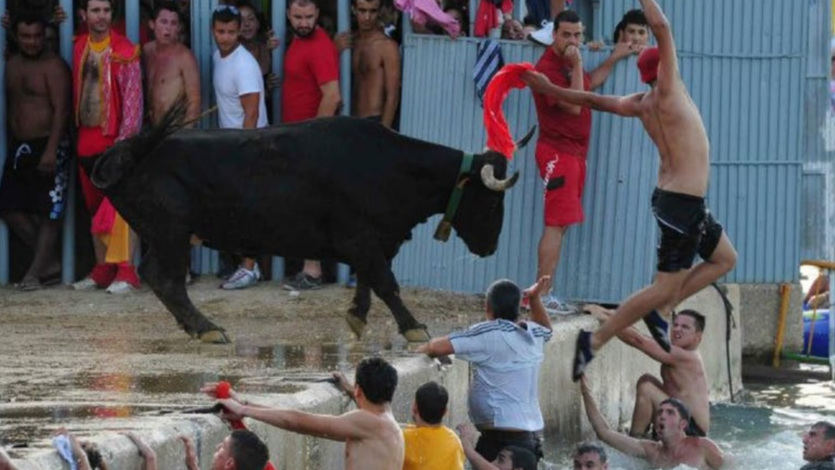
[233,341,410,371]
[73,372,244,395]
[0,404,147,447]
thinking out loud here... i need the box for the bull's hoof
[403,327,430,343]
[345,314,367,339]
[199,329,231,344]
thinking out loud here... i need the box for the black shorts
[475,429,543,462]
[651,188,723,273]
[0,137,71,219]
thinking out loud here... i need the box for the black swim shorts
[651,187,723,273]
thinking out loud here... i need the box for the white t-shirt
[213,45,268,129]
[449,318,552,431]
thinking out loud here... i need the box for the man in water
[579,376,723,469]
[522,0,737,381]
[801,421,835,469]
[572,442,607,470]
[586,305,710,436]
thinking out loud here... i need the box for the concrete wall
[9,287,741,469]
[737,283,804,362]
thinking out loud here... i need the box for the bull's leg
[346,280,371,339]
[359,256,429,342]
[141,246,230,344]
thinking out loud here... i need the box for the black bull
[91,111,532,343]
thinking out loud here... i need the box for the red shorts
[535,143,586,227]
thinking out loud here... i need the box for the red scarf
[483,62,535,158]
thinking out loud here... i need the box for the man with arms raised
[587,305,710,436]
[216,357,404,469]
[523,0,737,380]
[346,0,400,128]
[0,12,70,291]
[142,1,201,125]
[580,376,723,469]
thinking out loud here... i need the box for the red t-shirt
[532,47,592,158]
[281,27,339,123]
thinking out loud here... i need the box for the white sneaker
[528,20,554,46]
[71,277,98,290]
[106,280,136,294]
[221,266,259,290]
[542,295,578,315]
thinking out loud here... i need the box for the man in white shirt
[418,276,553,462]
[211,4,268,289]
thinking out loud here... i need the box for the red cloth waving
[483,62,535,158]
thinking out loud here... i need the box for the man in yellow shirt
[402,381,465,470]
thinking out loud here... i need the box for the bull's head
[451,127,535,256]
[90,139,135,190]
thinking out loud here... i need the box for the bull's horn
[515,125,537,150]
[481,164,520,191]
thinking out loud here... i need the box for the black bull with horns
[91,102,534,343]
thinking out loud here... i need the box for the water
[543,372,835,469]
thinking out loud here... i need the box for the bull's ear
[91,151,132,189]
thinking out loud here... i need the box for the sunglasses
[214,4,240,14]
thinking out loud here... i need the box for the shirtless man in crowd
[142,0,201,125]
[347,0,400,128]
[0,12,70,291]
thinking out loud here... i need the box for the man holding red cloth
[72,0,143,294]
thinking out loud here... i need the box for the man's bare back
[351,30,399,126]
[343,409,404,470]
[8,52,67,141]
[142,41,201,124]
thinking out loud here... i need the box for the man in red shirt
[530,9,634,312]
[281,0,341,290]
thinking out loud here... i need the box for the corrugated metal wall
[394,0,830,301]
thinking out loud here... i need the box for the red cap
[637,47,660,84]
[215,381,232,399]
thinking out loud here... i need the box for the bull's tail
[128,93,190,161]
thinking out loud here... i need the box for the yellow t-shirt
[402,425,465,470]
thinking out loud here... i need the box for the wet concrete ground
[0,278,485,457]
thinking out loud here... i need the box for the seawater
[542,374,835,469]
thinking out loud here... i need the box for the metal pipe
[772,283,792,368]
[271,0,287,281]
[335,0,351,285]
[0,0,7,284]
[126,0,140,43]
[60,0,76,284]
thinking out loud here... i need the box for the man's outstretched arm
[585,305,675,365]
[580,376,648,458]
[218,399,370,442]
[524,71,643,117]
[639,0,678,93]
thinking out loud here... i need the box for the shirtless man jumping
[216,357,404,470]
[586,305,710,437]
[348,0,400,128]
[0,12,70,291]
[522,0,737,381]
[580,376,723,469]
[142,1,201,125]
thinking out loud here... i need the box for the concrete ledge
[737,283,803,361]
[7,286,741,469]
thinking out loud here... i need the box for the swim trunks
[651,187,723,272]
[535,142,585,227]
[0,137,70,219]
